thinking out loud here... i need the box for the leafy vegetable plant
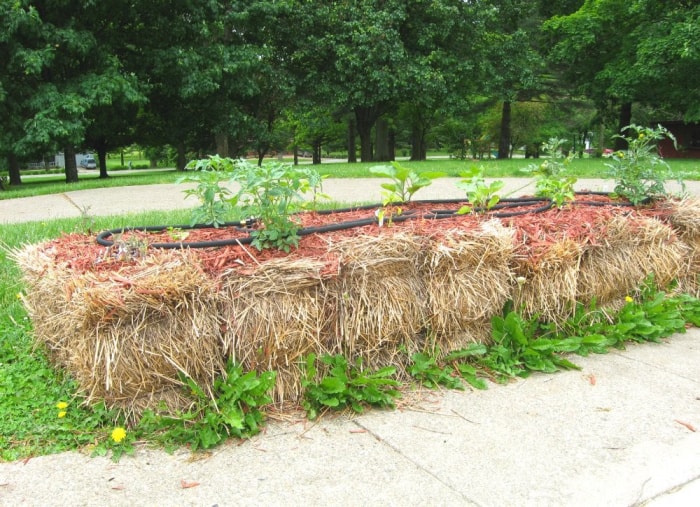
[301,353,401,420]
[455,165,504,214]
[369,161,444,204]
[178,156,234,227]
[604,124,683,205]
[522,138,577,208]
[179,157,328,251]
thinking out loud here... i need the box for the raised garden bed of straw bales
[14,195,700,419]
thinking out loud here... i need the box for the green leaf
[321,397,340,407]
[320,376,346,394]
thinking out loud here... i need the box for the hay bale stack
[13,243,80,366]
[328,233,426,369]
[421,220,514,349]
[219,257,333,404]
[660,198,700,296]
[577,214,686,304]
[511,239,583,323]
[15,246,224,417]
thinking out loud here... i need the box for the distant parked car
[79,156,97,169]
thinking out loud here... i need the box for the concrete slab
[644,477,700,506]
[354,330,700,506]
[0,416,469,506]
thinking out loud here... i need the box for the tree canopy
[1,0,698,183]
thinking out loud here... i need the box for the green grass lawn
[3,157,699,201]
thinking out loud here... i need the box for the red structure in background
[658,121,700,158]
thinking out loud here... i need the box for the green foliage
[604,124,683,205]
[409,344,489,391]
[483,309,581,381]
[301,353,401,420]
[408,350,465,390]
[409,278,698,389]
[179,156,234,227]
[369,161,444,204]
[179,157,327,252]
[229,159,327,252]
[137,361,276,452]
[455,165,504,214]
[522,138,577,208]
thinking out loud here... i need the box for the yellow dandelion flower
[16,293,22,299]
[111,427,127,443]
[58,411,67,418]
[56,401,68,410]
[625,296,633,303]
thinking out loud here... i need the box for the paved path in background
[0,179,699,506]
[0,177,695,224]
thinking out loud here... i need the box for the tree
[399,1,484,161]
[544,0,700,144]
[288,2,425,161]
[1,1,143,183]
[478,0,545,158]
[0,2,41,186]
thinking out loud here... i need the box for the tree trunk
[312,139,322,164]
[614,102,632,151]
[215,132,229,157]
[388,128,395,161]
[95,137,109,179]
[355,106,382,162]
[176,142,187,171]
[64,145,79,183]
[410,123,427,161]
[120,150,124,167]
[374,117,391,162]
[347,117,357,163]
[497,101,512,159]
[97,151,109,178]
[8,153,22,186]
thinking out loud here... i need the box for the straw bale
[220,257,333,404]
[577,215,686,304]
[421,220,514,349]
[659,198,700,296]
[661,197,700,238]
[15,245,224,415]
[511,239,583,323]
[328,233,427,368]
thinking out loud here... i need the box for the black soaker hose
[95,193,638,250]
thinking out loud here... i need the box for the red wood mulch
[44,195,674,278]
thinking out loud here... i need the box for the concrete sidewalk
[1,179,699,506]
[1,330,699,506]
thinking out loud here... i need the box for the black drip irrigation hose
[95,193,641,250]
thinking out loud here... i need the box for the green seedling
[370,161,444,204]
[455,165,504,214]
